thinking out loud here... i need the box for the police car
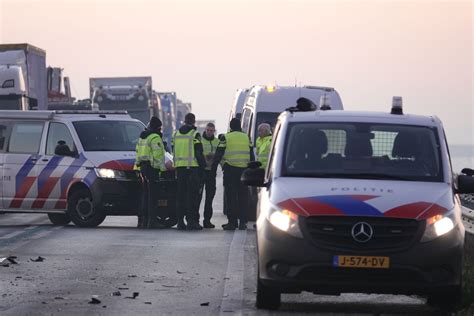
[0,110,145,227]
[242,97,474,310]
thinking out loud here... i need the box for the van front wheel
[67,189,106,227]
[47,213,71,226]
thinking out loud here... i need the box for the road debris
[88,296,101,304]
[126,292,139,299]
[145,302,152,305]
[144,280,154,283]
[128,274,137,278]
[200,302,210,306]
[30,256,45,262]
[176,270,185,274]
[112,291,121,296]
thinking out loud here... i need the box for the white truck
[0,43,48,111]
[90,77,153,125]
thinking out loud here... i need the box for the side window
[46,122,76,156]
[123,123,143,145]
[266,122,281,179]
[0,121,11,153]
[241,108,252,133]
[8,122,44,154]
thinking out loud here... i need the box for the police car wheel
[256,272,281,310]
[67,189,106,228]
[47,213,71,226]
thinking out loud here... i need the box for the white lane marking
[0,230,29,240]
[220,230,247,315]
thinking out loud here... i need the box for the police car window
[8,122,44,154]
[282,122,442,182]
[46,123,76,156]
[241,109,251,133]
[73,120,144,151]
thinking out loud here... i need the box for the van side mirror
[457,168,474,194]
[241,167,265,187]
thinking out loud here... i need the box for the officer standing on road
[172,113,207,231]
[134,116,166,229]
[198,122,219,228]
[212,118,254,230]
[256,123,272,169]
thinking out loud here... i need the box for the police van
[242,98,474,310]
[0,110,145,227]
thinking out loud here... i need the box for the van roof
[246,85,343,112]
[281,109,440,127]
[0,110,137,121]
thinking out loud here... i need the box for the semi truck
[0,43,48,110]
[158,92,177,146]
[90,77,153,124]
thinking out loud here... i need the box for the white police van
[242,98,474,311]
[0,110,145,227]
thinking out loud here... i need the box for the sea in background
[450,144,474,173]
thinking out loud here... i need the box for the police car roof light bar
[320,94,332,111]
[0,110,55,120]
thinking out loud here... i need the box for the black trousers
[223,164,248,225]
[197,170,216,222]
[176,167,202,225]
[139,163,160,228]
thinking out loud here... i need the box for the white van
[0,110,145,227]
[227,88,249,128]
[241,85,343,145]
[242,98,473,311]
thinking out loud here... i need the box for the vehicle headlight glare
[268,208,303,238]
[434,217,454,237]
[95,168,126,179]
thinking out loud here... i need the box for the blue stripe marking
[37,156,63,189]
[83,169,97,187]
[315,195,383,217]
[15,155,37,192]
[60,154,88,193]
[333,256,339,267]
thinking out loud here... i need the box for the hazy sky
[0,0,472,145]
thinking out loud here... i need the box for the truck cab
[0,65,30,110]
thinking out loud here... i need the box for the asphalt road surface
[0,173,442,315]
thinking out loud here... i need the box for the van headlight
[267,207,303,238]
[421,205,460,242]
[95,168,127,179]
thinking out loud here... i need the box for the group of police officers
[134,113,272,231]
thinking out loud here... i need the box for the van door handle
[42,158,49,162]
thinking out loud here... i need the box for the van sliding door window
[0,122,11,153]
[8,122,44,154]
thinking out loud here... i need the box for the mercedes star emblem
[351,222,374,243]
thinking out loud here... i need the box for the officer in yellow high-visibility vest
[134,117,166,229]
[172,113,206,231]
[212,118,255,230]
[256,123,272,169]
[197,122,220,228]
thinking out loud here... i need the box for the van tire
[427,286,461,312]
[67,189,106,227]
[256,273,281,310]
[47,213,71,226]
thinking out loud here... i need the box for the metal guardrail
[461,194,474,235]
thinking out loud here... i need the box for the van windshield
[282,122,443,182]
[73,120,144,151]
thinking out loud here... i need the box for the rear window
[283,122,443,182]
[73,120,144,151]
[8,122,44,154]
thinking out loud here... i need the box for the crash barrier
[461,194,474,235]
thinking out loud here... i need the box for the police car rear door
[3,120,45,209]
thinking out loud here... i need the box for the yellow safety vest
[221,131,250,168]
[256,135,272,169]
[172,129,200,168]
[134,133,166,171]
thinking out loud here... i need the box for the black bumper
[257,218,464,295]
[90,179,141,215]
